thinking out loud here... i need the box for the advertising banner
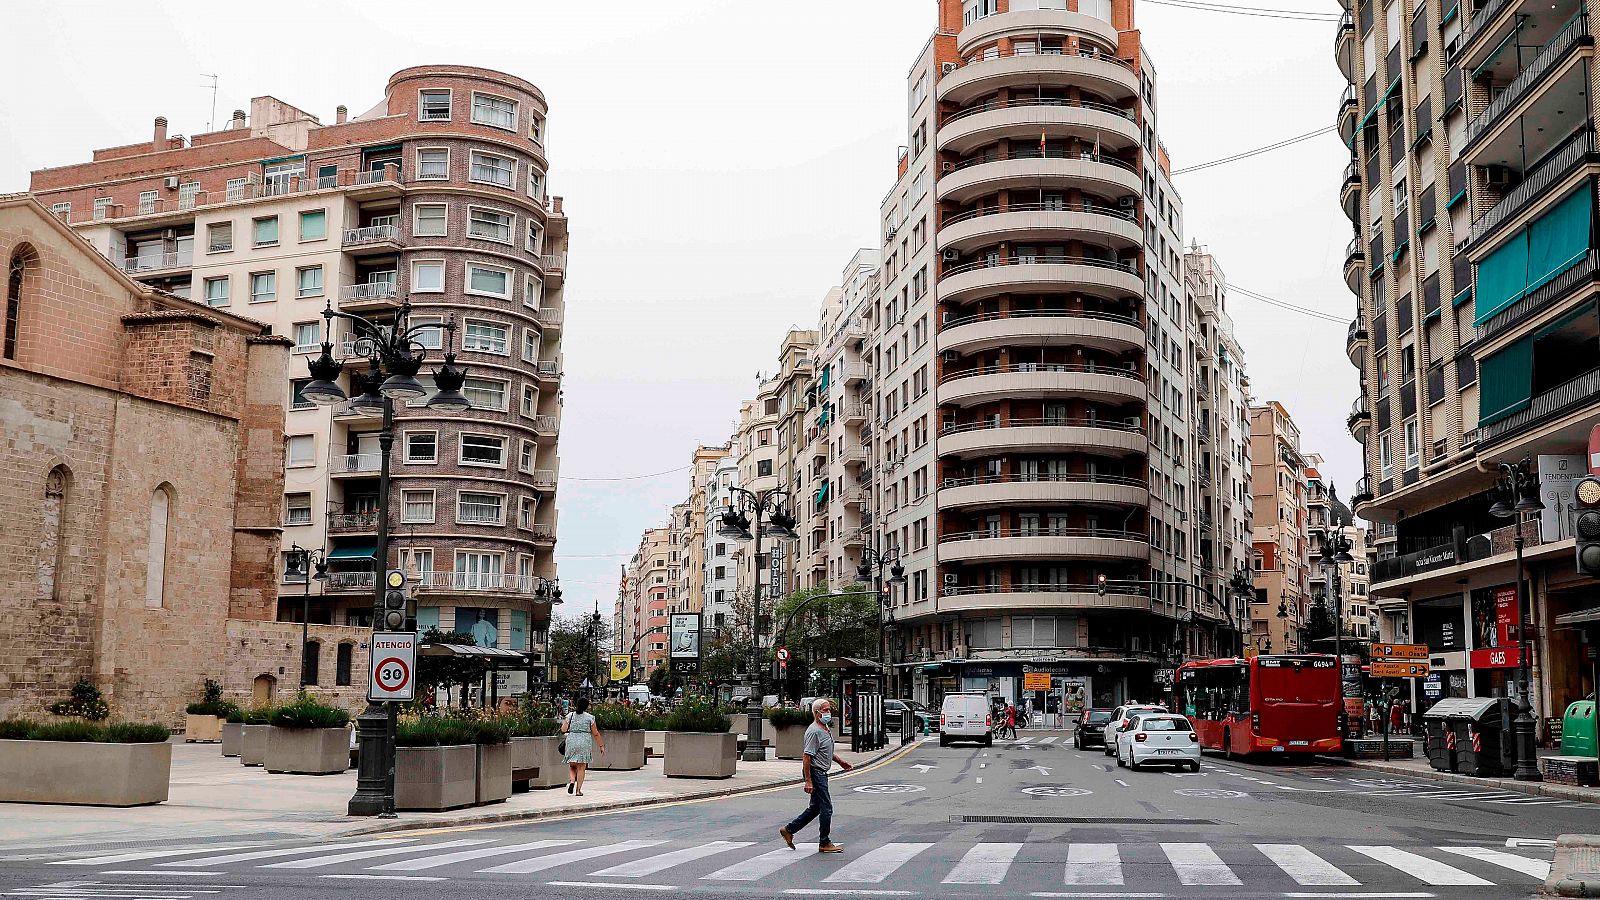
[669,613,702,674]
[1538,454,1585,540]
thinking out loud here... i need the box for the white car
[1115,713,1202,771]
[1101,704,1168,756]
[939,692,993,747]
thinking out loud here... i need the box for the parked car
[1115,713,1201,771]
[1073,708,1116,749]
[939,691,993,747]
[885,699,932,734]
[1101,704,1168,756]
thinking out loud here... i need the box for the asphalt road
[1,730,1582,899]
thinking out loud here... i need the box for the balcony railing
[938,361,1142,385]
[352,166,403,187]
[942,200,1138,229]
[324,572,376,591]
[940,416,1142,436]
[1458,0,1514,60]
[946,147,1140,175]
[529,524,556,543]
[530,469,557,489]
[939,526,1145,544]
[943,43,1139,76]
[1347,316,1367,345]
[414,571,549,595]
[1479,249,1600,339]
[330,452,383,474]
[940,307,1138,331]
[940,472,1146,490]
[1481,366,1600,445]
[1469,128,1596,248]
[531,414,560,433]
[943,96,1136,126]
[943,254,1138,280]
[532,308,563,327]
[343,224,401,246]
[536,360,562,378]
[339,281,399,303]
[121,250,193,273]
[328,512,380,531]
[541,253,566,272]
[1465,12,1591,148]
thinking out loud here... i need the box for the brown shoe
[819,843,844,853]
[778,827,795,850]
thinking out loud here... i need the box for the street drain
[953,816,1221,825]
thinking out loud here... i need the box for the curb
[1347,760,1599,804]
[344,737,923,836]
[1543,834,1600,897]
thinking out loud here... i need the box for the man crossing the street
[779,698,853,853]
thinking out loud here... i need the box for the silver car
[1101,704,1168,756]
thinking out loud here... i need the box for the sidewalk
[0,737,915,851]
[1346,753,1600,804]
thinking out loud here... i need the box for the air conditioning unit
[941,62,958,75]
[885,225,898,240]
[942,161,954,173]
[1118,197,1137,210]
[164,176,180,190]
[943,351,960,362]
[943,573,959,585]
[1484,165,1513,188]
[942,248,960,261]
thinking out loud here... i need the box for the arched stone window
[146,484,174,608]
[335,643,354,686]
[303,639,321,686]
[39,465,70,600]
[6,244,37,360]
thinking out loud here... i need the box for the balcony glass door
[454,551,502,590]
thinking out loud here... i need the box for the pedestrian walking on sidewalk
[562,694,604,797]
[1002,702,1018,740]
[779,698,853,854]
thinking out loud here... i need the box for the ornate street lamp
[856,547,905,695]
[1489,456,1544,781]
[717,487,799,762]
[284,545,328,688]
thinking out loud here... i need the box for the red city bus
[1176,655,1342,757]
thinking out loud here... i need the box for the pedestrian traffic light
[383,569,409,630]
[1574,477,1600,577]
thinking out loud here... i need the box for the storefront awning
[1555,606,1600,626]
[419,643,528,660]
[327,545,376,560]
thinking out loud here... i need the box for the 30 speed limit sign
[368,632,417,701]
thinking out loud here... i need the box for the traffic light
[1096,574,1107,596]
[1575,477,1600,577]
[383,569,409,630]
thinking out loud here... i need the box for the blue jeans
[786,770,832,844]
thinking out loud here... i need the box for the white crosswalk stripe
[1255,843,1359,885]
[1160,842,1241,886]
[943,842,1023,885]
[49,846,256,866]
[1014,736,1034,743]
[476,840,666,874]
[1038,736,1058,744]
[1435,845,1551,879]
[368,840,579,871]
[262,839,492,869]
[1063,843,1122,885]
[588,841,754,877]
[162,840,417,868]
[821,842,933,883]
[702,848,813,881]
[1347,845,1494,885]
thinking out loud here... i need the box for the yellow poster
[609,654,632,682]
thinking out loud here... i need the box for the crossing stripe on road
[1256,843,1359,886]
[1038,737,1059,744]
[703,847,813,881]
[50,846,256,866]
[368,840,579,871]
[477,840,666,874]
[1347,846,1493,885]
[821,842,934,884]
[262,840,490,869]
[589,841,754,877]
[162,841,414,868]
[1063,843,1122,885]
[1435,845,1551,879]
[1160,843,1241,886]
[943,842,1023,885]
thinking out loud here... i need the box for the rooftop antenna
[201,74,219,132]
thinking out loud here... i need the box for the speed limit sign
[368,632,417,701]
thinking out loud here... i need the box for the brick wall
[224,618,370,712]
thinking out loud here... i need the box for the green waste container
[1560,700,1597,758]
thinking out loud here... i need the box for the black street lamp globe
[426,351,472,412]
[766,509,799,541]
[378,350,428,399]
[348,368,388,417]
[888,562,906,585]
[718,507,753,540]
[302,345,348,405]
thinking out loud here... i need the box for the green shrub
[98,722,172,743]
[591,703,644,731]
[268,695,349,729]
[394,715,505,747]
[506,712,560,738]
[472,718,511,745]
[665,697,731,733]
[49,679,110,721]
[242,706,274,725]
[225,706,247,724]
[27,720,102,742]
[765,706,813,729]
[186,700,238,717]
[638,713,671,731]
[0,719,38,739]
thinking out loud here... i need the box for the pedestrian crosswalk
[28,835,1555,891]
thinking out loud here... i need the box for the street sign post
[368,631,417,702]
[1372,643,1428,659]
[1370,660,1430,678]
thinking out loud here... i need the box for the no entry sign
[369,631,417,701]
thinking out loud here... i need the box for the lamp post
[301,299,471,818]
[1318,528,1356,743]
[585,604,603,697]
[856,547,905,693]
[716,487,799,762]
[284,545,328,688]
[1489,456,1545,782]
[1227,567,1256,658]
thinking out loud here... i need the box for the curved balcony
[937,584,1154,614]
[938,362,1145,407]
[937,473,1148,511]
[940,255,1142,304]
[942,42,1137,106]
[955,9,1120,54]
[939,202,1142,254]
[1346,315,1368,367]
[938,98,1140,157]
[938,528,1149,563]
[938,151,1141,206]
[1336,86,1358,145]
[939,417,1145,459]
[1343,237,1366,294]
[1336,11,1355,81]
[940,309,1143,355]
[1340,162,1361,222]
[1347,396,1371,441]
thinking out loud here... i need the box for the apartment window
[138,191,157,215]
[522,328,540,363]
[285,434,315,467]
[207,222,233,253]
[460,433,506,467]
[291,321,320,353]
[417,148,449,180]
[462,377,508,411]
[1404,419,1420,470]
[93,197,112,220]
[519,496,534,530]
[178,181,200,209]
[526,167,543,200]
[526,221,543,254]
[290,379,314,410]
[463,319,509,354]
[49,202,70,221]
[471,92,517,129]
[1379,432,1394,479]
[414,203,447,237]
[419,89,452,121]
[458,491,506,525]
[249,271,276,303]
[469,151,515,187]
[521,384,537,417]
[519,439,535,473]
[466,264,510,298]
[524,273,544,308]
[401,490,436,523]
[412,315,444,350]
[528,113,545,143]
[203,277,229,307]
[296,266,324,298]
[404,431,437,464]
[283,492,313,526]
[225,178,247,201]
[253,216,279,247]
[468,207,514,243]
[757,459,773,477]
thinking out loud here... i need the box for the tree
[646,663,683,698]
[417,629,481,705]
[1303,595,1335,647]
[549,612,612,697]
[772,584,879,695]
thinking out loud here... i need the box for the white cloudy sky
[0,0,1358,615]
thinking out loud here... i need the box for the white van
[939,692,993,747]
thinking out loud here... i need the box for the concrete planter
[220,722,243,757]
[185,714,224,743]
[664,731,738,778]
[265,726,349,775]
[727,713,751,737]
[240,724,269,766]
[395,744,476,811]
[475,742,512,805]
[590,729,646,771]
[509,735,565,790]
[774,724,806,760]
[0,739,170,806]
[644,730,667,758]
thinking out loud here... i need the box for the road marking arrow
[910,764,937,773]
[1029,766,1051,776]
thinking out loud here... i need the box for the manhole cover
[1174,788,1248,799]
[1020,786,1092,798]
[853,783,927,794]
